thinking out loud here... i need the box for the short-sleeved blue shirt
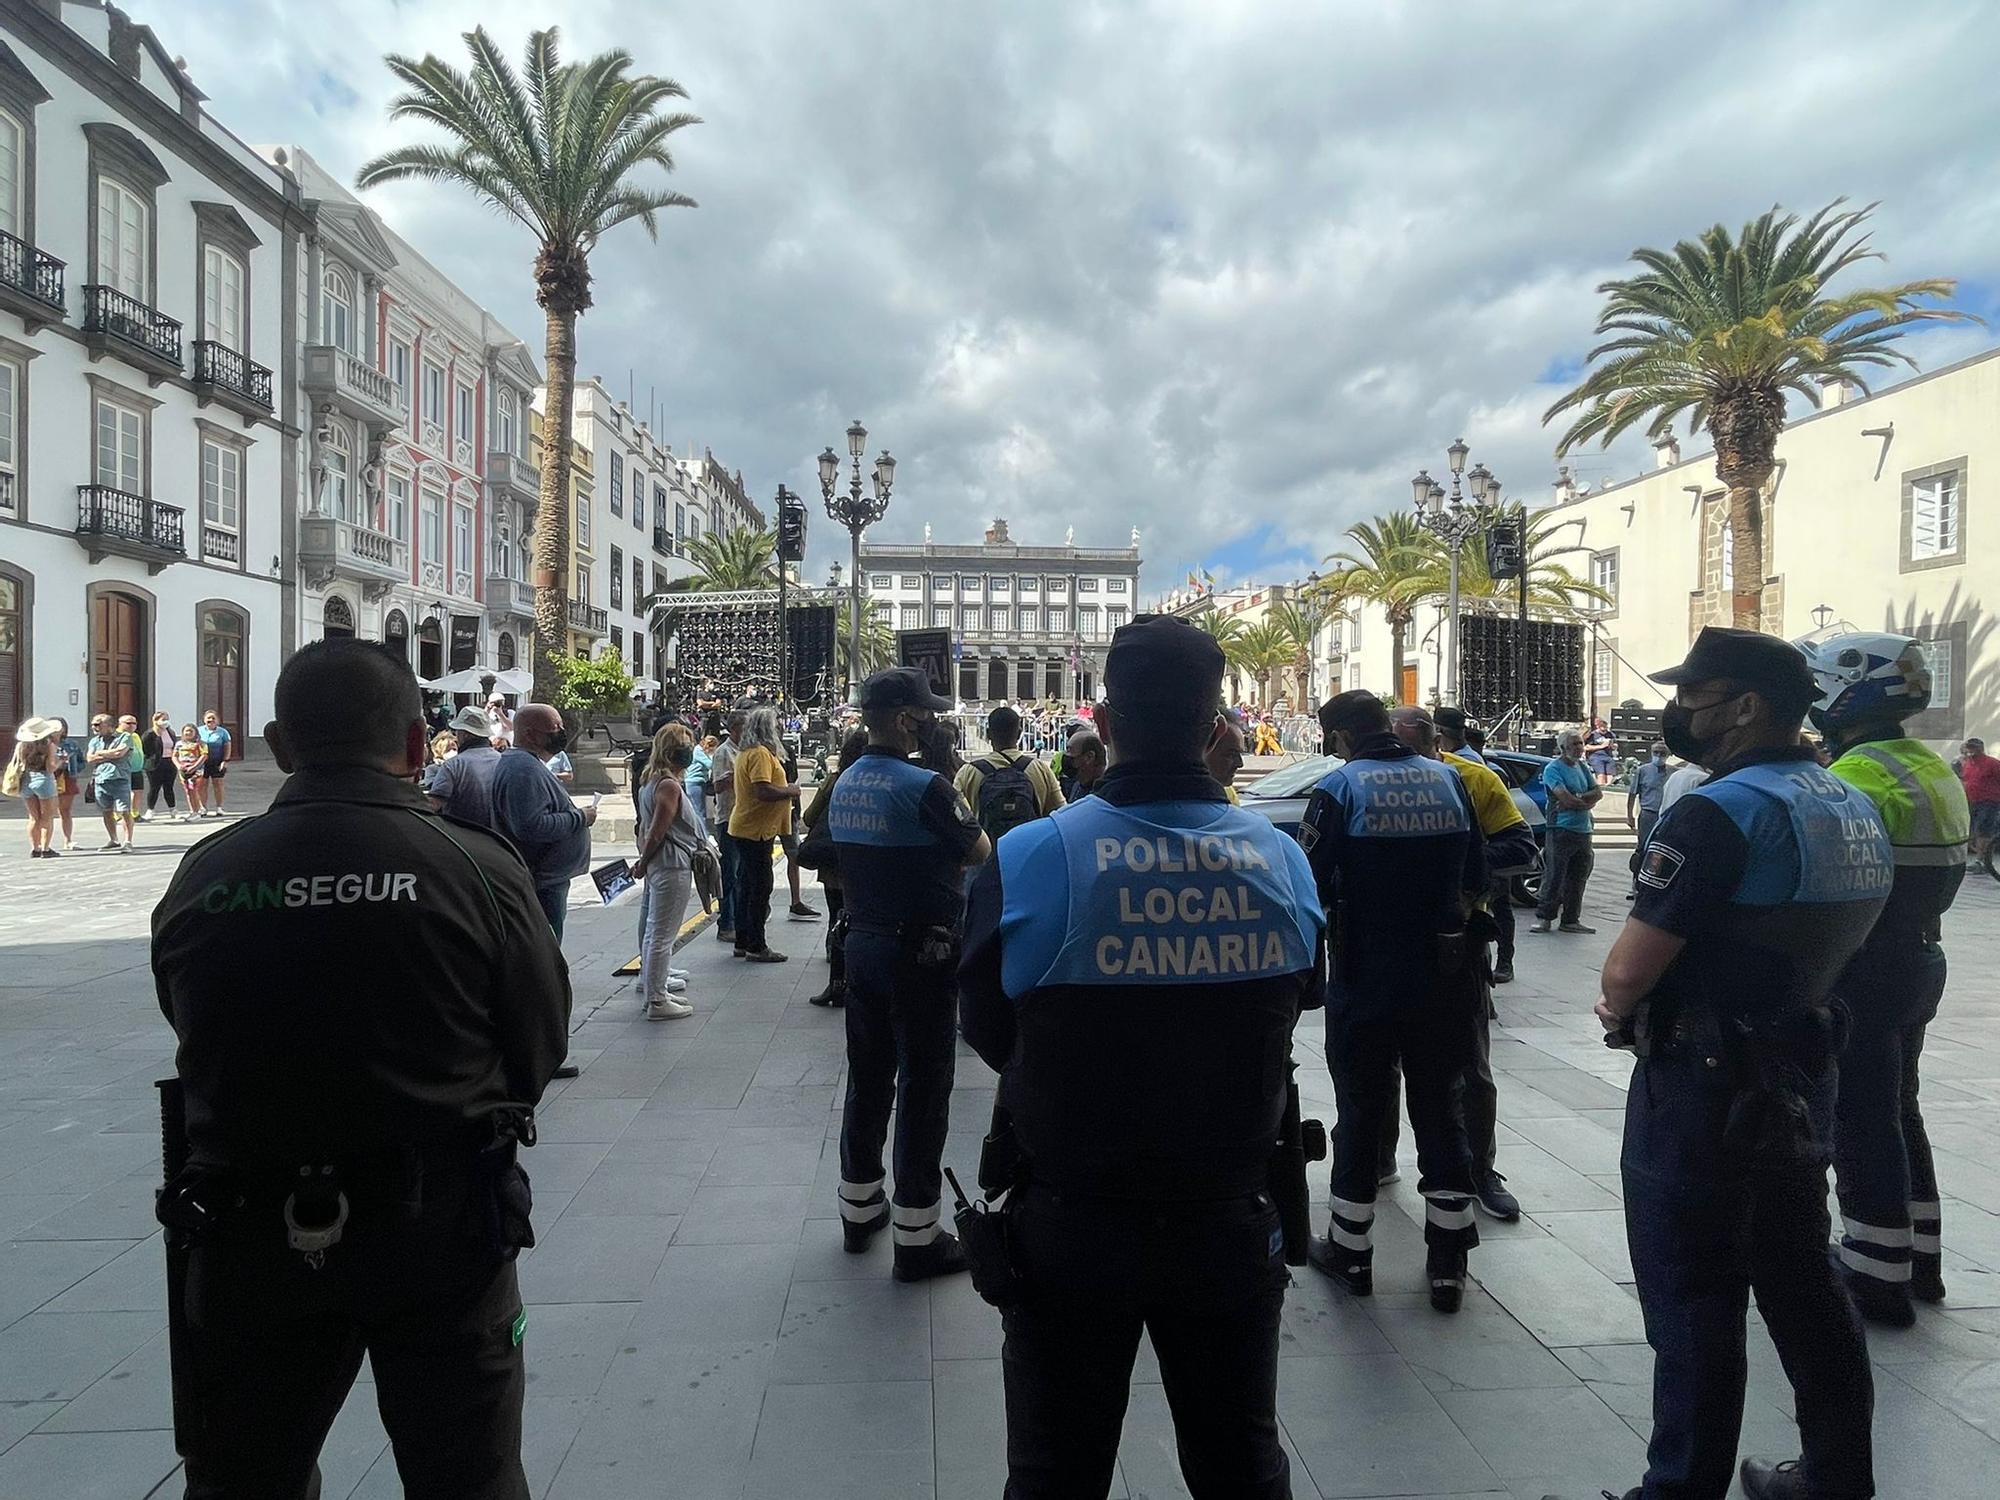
[1543,757,1595,833]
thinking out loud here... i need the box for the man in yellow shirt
[954,707,1066,837]
[726,706,803,962]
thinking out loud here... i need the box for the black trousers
[1536,828,1594,924]
[147,763,179,811]
[823,884,848,985]
[1488,873,1515,966]
[181,1223,527,1500]
[731,834,775,952]
[838,931,956,1228]
[1628,808,1660,889]
[1623,1052,1873,1500]
[1380,989,1497,1180]
[1000,1185,1290,1499]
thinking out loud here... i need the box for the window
[609,451,624,515]
[1046,608,1066,632]
[1045,577,1066,594]
[320,265,353,351]
[575,487,591,549]
[1106,608,1127,632]
[496,631,515,670]
[652,565,668,598]
[1594,644,1615,697]
[201,438,241,537]
[497,390,516,456]
[961,576,982,594]
[1077,578,1099,593]
[201,246,244,351]
[962,606,981,631]
[94,397,143,492]
[97,178,147,298]
[933,607,952,628]
[988,575,1010,593]
[611,625,622,656]
[1079,605,1101,638]
[900,574,921,588]
[1591,550,1619,605]
[652,485,667,535]
[321,422,350,521]
[1348,663,1362,690]
[386,472,409,542]
[632,554,645,613]
[632,634,643,676]
[675,503,687,539]
[610,546,624,610]
[0,109,21,239]
[1907,466,1964,566]
[632,474,644,530]
[872,573,891,588]
[455,384,474,447]
[1107,579,1128,594]
[1019,608,1038,632]
[1719,521,1734,595]
[0,357,16,508]
[900,604,922,629]
[389,342,411,417]
[420,485,444,565]
[1018,577,1038,595]
[422,363,444,428]
[1918,637,1955,709]
[452,500,473,578]
[576,568,592,605]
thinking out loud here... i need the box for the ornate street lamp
[818,419,895,697]
[1411,438,1504,706]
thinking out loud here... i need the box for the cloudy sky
[155,0,1999,595]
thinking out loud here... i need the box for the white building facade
[0,1,301,749]
[862,519,1143,705]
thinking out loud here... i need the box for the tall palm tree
[1191,607,1246,651]
[1228,622,1293,709]
[1545,200,1971,628]
[1316,514,1433,702]
[1266,596,1329,707]
[358,28,700,703]
[674,527,777,591]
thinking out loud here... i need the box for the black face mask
[1660,695,1741,767]
[667,744,694,770]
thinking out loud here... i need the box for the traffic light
[776,489,807,562]
[1485,517,1524,581]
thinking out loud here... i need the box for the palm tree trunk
[1390,620,1407,703]
[532,304,577,706]
[1726,482,1765,630]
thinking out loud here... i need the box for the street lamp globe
[1466,463,1492,503]
[1447,437,1470,475]
[873,450,896,499]
[846,419,868,459]
[1411,469,1434,511]
[817,446,840,490]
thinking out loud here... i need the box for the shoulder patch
[1297,820,1320,853]
[1637,841,1685,890]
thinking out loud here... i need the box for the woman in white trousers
[633,722,703,1020]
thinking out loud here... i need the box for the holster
[155,1079,198,1460]
[945,1167,1022,1310]
[472,1107,539,1261]
[1267,1070,1327,1267]
[977,1105,1027,1197]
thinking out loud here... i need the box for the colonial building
[678,445,762,541]
[0,0,302,747]
[268,147,537,684]
[861,518,1143,704]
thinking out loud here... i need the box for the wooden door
[1399,663,1419,706]
[198,608,245,743]
[90,591,145,720]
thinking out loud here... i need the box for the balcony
[0,230,64,330]
[192,341,274,424]
[486,573,536,618]
[0,469,13,513]
[568,600,609,637]
[487,450,537,502]
[652,527,679,558]
[201,526,241,565]
[75,485,185,572]
[298,513,409,599]
[83,285,182,383]
[302,344,404,431]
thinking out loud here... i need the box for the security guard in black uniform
[827,666,991,1280]
[151,638,571,1500]
[1301,689,1486,1313]
[960,616,1326,1498]
[1591,628,1892,1500]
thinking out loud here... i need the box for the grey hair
[1559,728,1586,751]
[740,705,785,756]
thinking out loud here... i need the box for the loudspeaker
[1456,614,1585,724]
[786,605,836,706]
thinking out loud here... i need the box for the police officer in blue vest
[827,666,991,1280]
[1590,628,1893,1500]
[960,615,1325,1498]
[1300,689,1487,1313]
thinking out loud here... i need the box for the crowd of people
[7,708,234,854]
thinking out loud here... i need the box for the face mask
[1651,751,1667,765]
[1660,694,1743,767]
[667,744,694,769]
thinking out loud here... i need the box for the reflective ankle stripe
[1912,1233,1942,1254]
[1910,1200,1942,1255]
[1839,1244,1914,1282]
[1423,1194,1476,1232]
[838,1178,886,1223]
[891,1200,940,1247]
[1328,1197,1375,1254]
[1840,1215,1912,1249]
[1329,1196,1376,1222]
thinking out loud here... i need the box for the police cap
[1434,706,1473,740]
[1103,614,1224,711]
[859,666,952,713]
[1651,626,1816,713]
[1319,688,1390,737]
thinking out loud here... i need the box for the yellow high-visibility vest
[1830,738,1970,868]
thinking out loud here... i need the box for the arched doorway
[383,609,410,663]
[0,566,27,729]
[322,596,355,639]
[198,606,246,744]
[89,587,150,720]
[1016,661,1036,700]
[986,658,1009,700]
[417,617,443,681]
[497,631,516,671]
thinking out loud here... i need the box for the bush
[552,649,633,724]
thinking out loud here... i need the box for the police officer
[959,616,1324,1497]
[152,638,571,1499]
[1303,690,1486,1312]
[827,666,991,1279]
[1592,627,1892,1500]
[1803,633,1970,1326]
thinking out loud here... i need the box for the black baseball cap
[1651,626,1816,712]
[1434,706,1474,739]
[858,666,951,713]
[1319,688,1390,736]
[1103,615,1224,710]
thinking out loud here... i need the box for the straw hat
[14,716,61,743]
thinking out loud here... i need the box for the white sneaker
[647,998,693,1020]
[137,812,152,823]
[666,976,688,993]
[669,967,690,980]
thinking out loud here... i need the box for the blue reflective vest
[1688,761,1893,908]
[1310,755,1473,842]
[996,797,1323,995]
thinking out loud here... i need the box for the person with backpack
[955,705,1066,845]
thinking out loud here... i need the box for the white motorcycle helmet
[1797,632,1932,736]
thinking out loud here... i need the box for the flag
[1201,568,1215,588]
[1186,570,1200,591]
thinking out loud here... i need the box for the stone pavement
[2,797,2000,1499]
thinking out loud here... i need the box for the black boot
[892,1229,968,1283]
[840,1194,889,1253]
[1839,1264,1916,1328]
[1739,1457,1809,1499]
[1427,1247,1467,1313]
[1912,1252,1947,1303]
[1306,1235,1372,1296]
[808,980,845,1008]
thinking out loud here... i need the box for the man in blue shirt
[1534,728,1600,933]
[489,704,596,940]
[1624,739,1672,898]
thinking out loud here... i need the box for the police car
[1240,753,1548,906]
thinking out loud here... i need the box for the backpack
[975,753,1040,840]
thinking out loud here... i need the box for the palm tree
[1228,622,1294,709]
[358,28,700,703]
[674,527,777,591]
[1191,608,1245,651]
[1545,200,1971,629]
[835,597,897,681]
[1266,596,1329,707]
[1410,509,1611,616]
[1316,514,1433,702]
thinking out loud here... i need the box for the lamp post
[1411,438,1504,707]
[818,419,896,698]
